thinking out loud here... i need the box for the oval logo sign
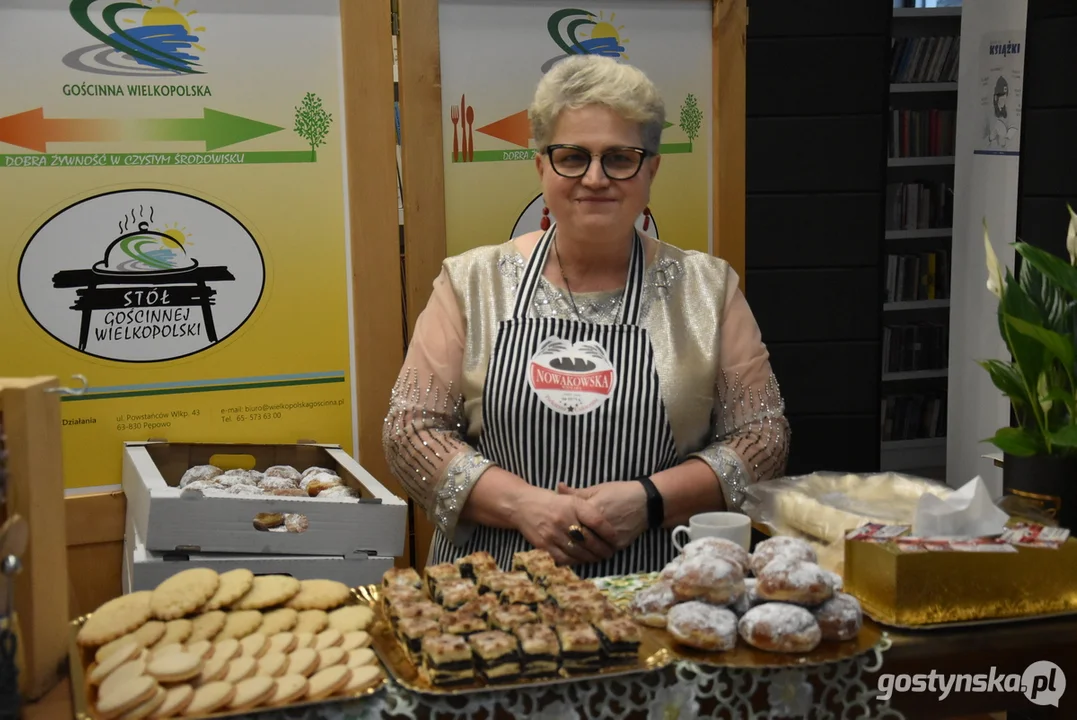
[18,188,265,363]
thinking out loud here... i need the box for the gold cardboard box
[844,537,1077,626]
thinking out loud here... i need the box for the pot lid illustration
[92,221,198,275]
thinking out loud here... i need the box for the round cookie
[284,579,351,611]
[146,650,202,683]
[132,621,167,649]
[257,651,289,678]
[268,632,298,655]
[286,648,319,677]
[211,638,242,662]
[113,685,165,720]
[229,675,275,711]
[749,536,817,576]
[738,602,822,653]
[629,579,678,628]
[89,640,142,685]
[294,611,328,635]
[268,674,309,705]
[178,465,222,488]
[151,684,193,718]
[232,575,301,611]
[218,610,264,640]
[306,665,351,700]
[346,648,376,668]
[666,601,738,652]
[240,633,269,658]
[318,647,347,669]
[223,655,258,683]
[150,569,220,621]
[314,629,343,650]
[94,675,158,719]
[188,611,227,643]
[755,558,834,606]
[183,681,235,716]
[670,555,744,605]
[201,569,255,612]
[78,592,153,647]
[184,640,213,661]
[680,536,752,573]
[327,606,373,633]
[259,608,299,635]
[814,592,863,642]
[344,664,383,694]
[195,652,230,685]
[98,657,147,700]
[339,631,371,652]
[292,631,316,649]
[152,619,192,650]
[95,634,147,665]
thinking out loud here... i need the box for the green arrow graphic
[135,109,284,150]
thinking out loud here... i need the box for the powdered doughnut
[179,465,222,488]
[755,558,834,606]
[264,465,302,482]
[666,601,737,651]
[317,485,359,499]
[181,480,217,493]
[270,488,308,497]
[301,466,335,480]
[749,536,817,576]
[670,555,743,605]
[681,537,751,573]
[731,577,762,616]
[824,570,844,592]
[260,475,299,491]
[814,592,862,642]
[628,580,678,628]
[738,602,821,653]
[659,556,684,580]
[300,471,340,492]
[217,471,255,488]
[225,484,265,496]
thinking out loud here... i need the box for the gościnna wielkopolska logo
[65,0,205,77]
[541,8,630,73]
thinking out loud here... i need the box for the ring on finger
[567,524,586,543]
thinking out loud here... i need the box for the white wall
[946,0,1028,493]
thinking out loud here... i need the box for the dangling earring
[642,207,651,232]
[540,205,551,231]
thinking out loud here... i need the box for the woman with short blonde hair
[384,54,788,575]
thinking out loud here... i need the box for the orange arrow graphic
[475,109,530,149]
[0,107,121,153]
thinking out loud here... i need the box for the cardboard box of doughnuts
[72,568,386,718]
[122,441,407,558]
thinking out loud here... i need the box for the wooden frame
[396,0,749,569]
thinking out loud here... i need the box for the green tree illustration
[679,93,703,151]
[294,92,333,161]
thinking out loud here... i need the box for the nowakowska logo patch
[527,336,616,415]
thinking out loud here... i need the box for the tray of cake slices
[621,536,882,668]
[357,550,672,695]
[70,569,388,719]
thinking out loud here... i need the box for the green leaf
[1016,242,1077,301]
[1050,424,1077,448]
[1004,314,1076,372]
[1000,273,1048,388]
[977,359,1030,404]
[984,426,1044,456]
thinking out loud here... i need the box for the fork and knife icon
[451,93,475,162]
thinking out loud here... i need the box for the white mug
[671,512,752,552]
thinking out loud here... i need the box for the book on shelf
[885,251,951,302]
[894,0,962,8]
[885,181,952,230]
[890,35,960,84]
[881,392,947,442]
[888,109,956,158]
[883,323,949,373]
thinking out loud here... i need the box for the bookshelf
[881,2,961,479]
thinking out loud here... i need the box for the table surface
[27,614,1076,719]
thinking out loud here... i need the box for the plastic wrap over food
[741,471,954,574]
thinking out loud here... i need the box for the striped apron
[431,225,679,578]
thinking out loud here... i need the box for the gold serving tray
[356,584,672,696]
[69,599,387,720]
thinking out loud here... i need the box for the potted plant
[981,205,1077,530]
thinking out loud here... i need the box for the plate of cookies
[70,569,387,719]
[357,549,672,695]
[626,536,882,668]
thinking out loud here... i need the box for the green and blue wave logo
[66,0,205,76]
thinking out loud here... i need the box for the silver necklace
[552,234,624,323]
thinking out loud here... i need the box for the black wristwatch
[635,476,665,529]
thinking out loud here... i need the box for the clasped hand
[515,481,648,567]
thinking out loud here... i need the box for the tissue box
[844,533,1077,626]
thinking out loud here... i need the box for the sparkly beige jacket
[383,238,790,545]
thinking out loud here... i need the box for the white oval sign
[18,188,265,363]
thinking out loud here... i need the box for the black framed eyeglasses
[544,144,650,180]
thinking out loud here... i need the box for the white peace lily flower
[984,224,1004,298]
[1067,204,1077,266]
[1038,372,1053,413]
[648,680,700,720]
